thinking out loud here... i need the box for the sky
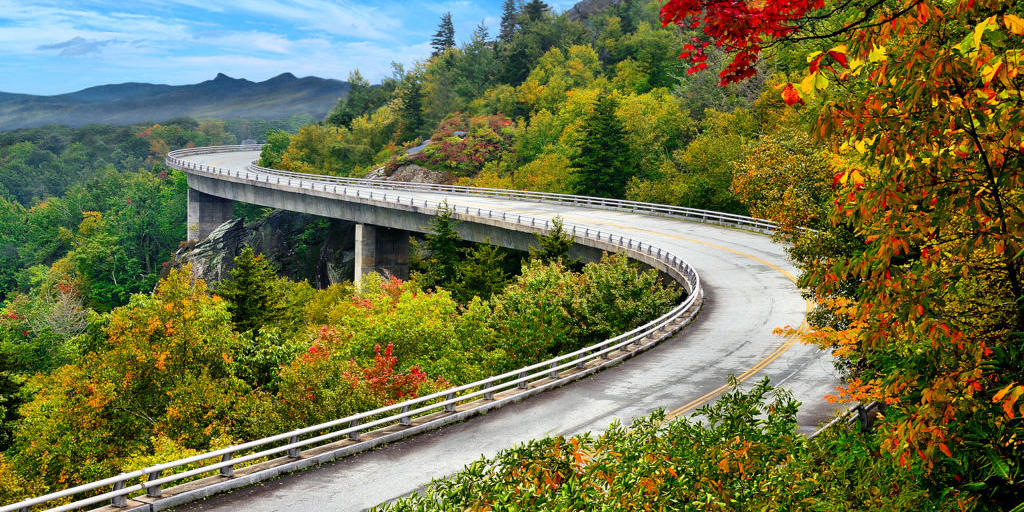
[0,0,580,95]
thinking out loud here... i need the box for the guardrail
[4,147,708,512]
[165,145,785,234]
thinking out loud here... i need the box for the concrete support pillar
[354,224,410,285]
[187,189,234,242]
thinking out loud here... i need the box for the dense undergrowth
[0,242,680,501]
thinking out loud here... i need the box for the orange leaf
[938,443,952,458]
[781,83,802,106]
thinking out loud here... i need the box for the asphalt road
[173,150,840,512]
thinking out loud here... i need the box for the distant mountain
[0,73,350,130]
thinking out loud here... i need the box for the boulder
[170,210,356,287]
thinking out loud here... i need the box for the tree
[431,12,456,57]
[498,0,519,43]
[529,217,577,267]
[215,247,285,333]
[325,70,374,127]
[397,79,425,143]
[258,130,292,168]
[419,203,462,291]
[661,0,1024,505]
[571,96,635,198]
[523,0,549,23]
[452,242,508,304]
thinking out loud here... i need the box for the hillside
[0,73,349,130]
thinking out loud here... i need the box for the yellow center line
[458,205,809,417]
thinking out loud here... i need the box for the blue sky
[0,0,579,95]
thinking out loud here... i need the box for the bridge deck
[171,150,839,512]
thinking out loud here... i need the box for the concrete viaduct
[1,146,840,512]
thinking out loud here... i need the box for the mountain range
[0,73,350,130]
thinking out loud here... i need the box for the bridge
[3,145,839,512]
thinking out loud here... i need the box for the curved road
[173,150,839,512]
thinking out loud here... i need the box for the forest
[2,0,1022,509]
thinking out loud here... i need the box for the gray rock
[170,210,356,287]
[386,164,454,184]
[565,0,622,22]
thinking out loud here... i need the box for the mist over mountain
[0,73,349,130]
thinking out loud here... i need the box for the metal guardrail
[165,145,785,234]
[4,146,713,512]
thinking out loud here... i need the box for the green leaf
[988,450,1011,480]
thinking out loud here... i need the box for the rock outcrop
[170,210,356,287]
[565,0,623,22]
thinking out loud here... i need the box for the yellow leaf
[868,45,887,63]
[974,16,997,49]
[799,73,817,94]
[1004,14,1024,36]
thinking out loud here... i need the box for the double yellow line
[487,210,812,419]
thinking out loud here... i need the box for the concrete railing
[5,147,711,512]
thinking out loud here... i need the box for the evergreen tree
[0,353,25,451]
[420,202,462,290]
[324,69,373,127]
[523,0,549,23]
[397,79,424,142]
[453,241,508,304]
[431,12,456,57]
[216,246,284,333]
[571,96,635,198]
[498,0,519,43]
[472,20,489,44]
[529,217,579,267]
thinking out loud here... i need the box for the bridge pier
[187,189,234,242]
[354,224,410,285]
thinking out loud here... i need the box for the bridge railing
[5,148,706,512]
[165,145,785,234]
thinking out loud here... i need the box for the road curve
[172,149,840,512]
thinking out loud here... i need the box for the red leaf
[828,50,849,68]
[781,83,802,106]
[809,54,823,74]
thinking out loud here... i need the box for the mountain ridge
[0,73,349,130]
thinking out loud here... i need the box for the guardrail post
[484,389,495,400]
[517,372,528,389]
[146,470,163,497]
[444,392,457,412]
[288,435,301,458]
[400,405,411,426]
[548,362,559,379]
[576,354,587,369]
[349,419,361,441]
[220,453,234,477]
[111,480,127,507]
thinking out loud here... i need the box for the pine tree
[324,69,371,127]
[523,0,549,23]
[472,20,489,43]
[216,246,284,333]
[397,79,424,142]
[431,12,456,57]
[420,202,462,290]
[453,242,508,304]
[498,0,519,43]
[529,217,579,267]
[571,96,635,198]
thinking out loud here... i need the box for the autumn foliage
[663,0,1024,506]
